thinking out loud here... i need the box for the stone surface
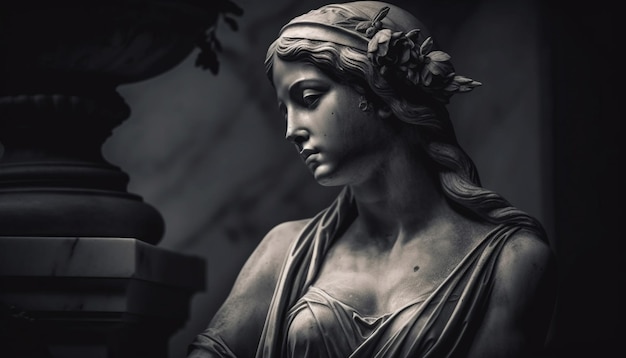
[0,236,205,358]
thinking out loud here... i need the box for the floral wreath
[356,6,481,104]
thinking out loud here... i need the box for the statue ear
[377,106,393,119]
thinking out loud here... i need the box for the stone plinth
[0,236,205,358]
[0,1,242,357]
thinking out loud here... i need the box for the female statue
[188,1,557,357]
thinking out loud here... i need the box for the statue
[188,1,557,357]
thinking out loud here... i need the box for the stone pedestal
[0,237,205,358]
[0,1,242,357]
[0,0,241,244]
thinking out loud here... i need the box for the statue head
[264,1,546,236]
[265,1,481,136]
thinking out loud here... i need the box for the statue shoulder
[498,229,556,284]
[244,218,312,283]
[492,229,557,309]
[467,229,557,357]
[264,218,311,246]
[259,219,311,256]
[200,218,314,357]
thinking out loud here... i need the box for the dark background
[96,0,620,357]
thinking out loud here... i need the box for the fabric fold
[255,186,522,358]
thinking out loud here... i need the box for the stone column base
[0,236,205,358]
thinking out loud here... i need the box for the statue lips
[300,148,319,168]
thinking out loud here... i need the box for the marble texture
[0,236,205,357]
[0,236,204,287]
[0,236,204,314]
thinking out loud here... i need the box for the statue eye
[302,88,323,107]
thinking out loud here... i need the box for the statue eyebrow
[288,79,329,99]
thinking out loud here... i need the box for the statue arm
[187,219,309,358]
[466,231,558,358]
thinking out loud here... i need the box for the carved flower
[368,29,421,79]
[355,6,389,38]
[360,6,481,103]
[367,29,480,103]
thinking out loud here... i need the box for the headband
[276,3,481,104]
[280,21,370,51]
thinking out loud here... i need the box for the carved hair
[265,25,545,238]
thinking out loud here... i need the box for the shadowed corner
[0,0,242,357]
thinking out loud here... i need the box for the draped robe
[190,187,523,357]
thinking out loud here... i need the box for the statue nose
[285,128,309,150]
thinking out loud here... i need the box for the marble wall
[101,0,551,356]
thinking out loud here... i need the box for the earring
[358,96,372,112]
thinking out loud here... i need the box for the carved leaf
[427,51,450,62]
[355,21,372,31]
[193,0,242,74]
[406,29,421,41]
[372,6,390,22]
[420,37,433,54]
[195,47,219,74]
[224,16,239,31]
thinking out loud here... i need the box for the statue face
[272,56,395,187]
